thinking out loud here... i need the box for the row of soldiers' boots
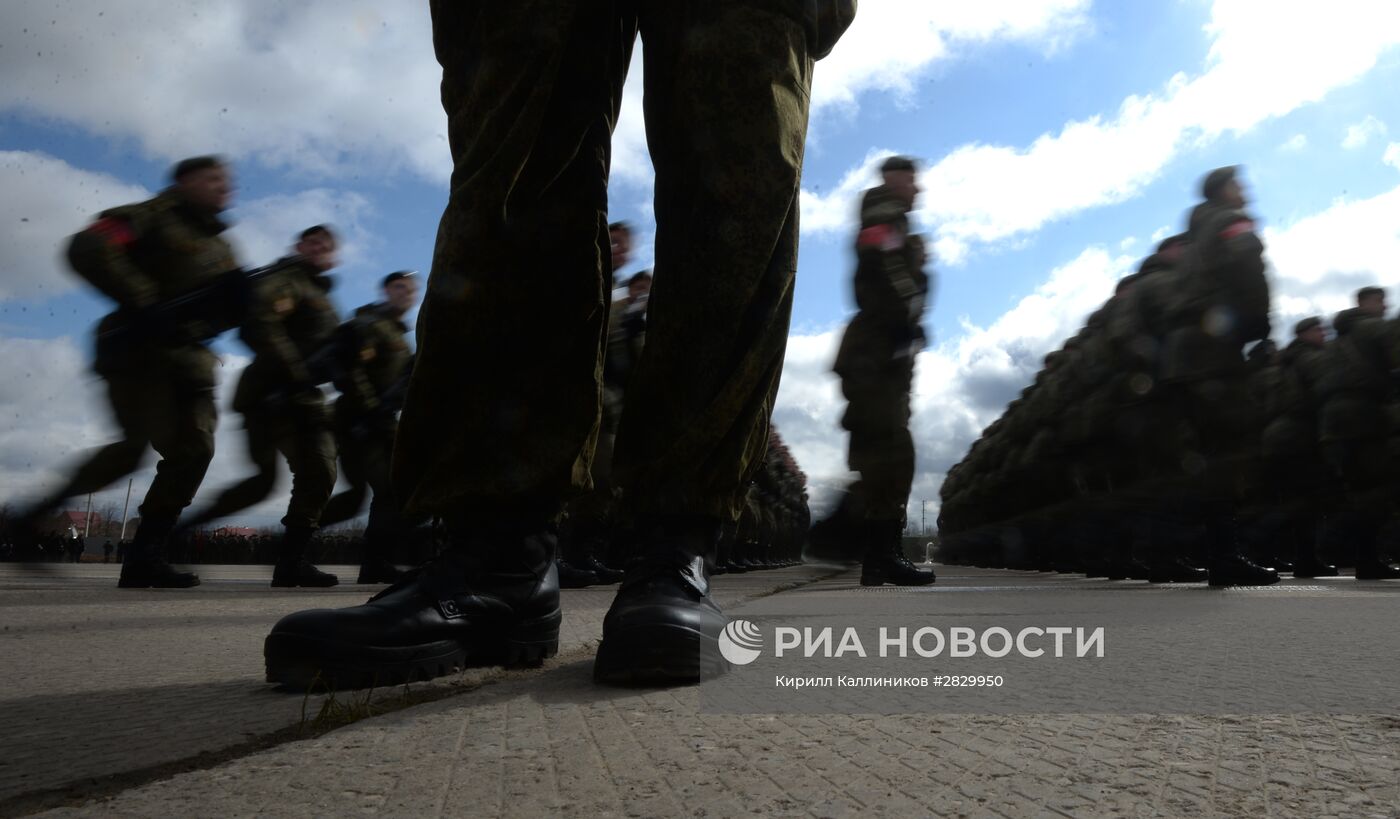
[713,525,802,574]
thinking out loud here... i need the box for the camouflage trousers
[395,0,814,524]
[39,359,217,523]
[840,357,915,522]
[320,414,399,544]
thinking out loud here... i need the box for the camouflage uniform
[1315,307,1400,568]
[320,303,414,558]
[1256,335,1331,566]
[195,259,339,531]
[833,185,928,523]
[41,189,233,526]
[395,0,818,526]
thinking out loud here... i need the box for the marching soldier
[182,226,343,587]
[15,156,236,588]
[318,271,422,584]
[833,155,935,586]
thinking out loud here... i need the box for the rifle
[96,255,305,350]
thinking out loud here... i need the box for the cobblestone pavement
[4,565,1400,817]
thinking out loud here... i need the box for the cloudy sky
[2,1,1399,529]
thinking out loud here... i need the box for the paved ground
[2,563,1399,817]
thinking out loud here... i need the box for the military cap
[1201,166,1239,201]
[171,155,225,181]
[880,155,917,174]
[1293,316,1322,336]
[382,270,416,288]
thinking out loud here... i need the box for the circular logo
[718,619,763,666]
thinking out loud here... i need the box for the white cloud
[812,0,1091,114]
[0,2,448,181]
[0,1,1091,195]
[1384,142,1400,170]
[1342,114,1388,149]
[803,0,1400,262]
[1280,133,1308,152]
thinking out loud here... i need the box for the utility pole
[920,500,927,536]
[83,492,93,538]
[118,478,133,541]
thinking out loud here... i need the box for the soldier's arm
[854,206,921,333]
[338,320,381,415]
[65,209,159,309]
[239,279,312,387]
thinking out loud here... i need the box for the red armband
[1219,219,1255,240]
[89,216,137,248]
[857,224,904,251]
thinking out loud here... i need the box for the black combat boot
[1206,515,1278,587]
[265,519,561,689]
[118,514,200,589]
[860,520,936,586]
[271,526,339,588]
[594,517,729,685]
[562,518,623,584]
[1148,554,1208,583]
[556,557,601,588]
[1354,562,1400,580]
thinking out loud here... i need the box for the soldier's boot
[356,525,408,585]
[271,526,339,588]
[1148,553,1208,583]
[265,520,561,689]
[1291,527,1338,578]
[118,514,200,589]
[566,519,623,585]
[556,557,601,588]
[1206,517,1278,587]
[1351,516,1400,579]
[860,520,936,587]
[594,517,729,685]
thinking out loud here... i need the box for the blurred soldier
[1159,166,1277,586]
[556,224,648,587]
[265,0,856,688]
[13,157,236,588]
[318,271,422,584]
[1315,298,1400,579]
[833,155,935,586]
[1256,317,1337,576]
[182,226,343,587]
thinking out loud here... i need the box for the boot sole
[593,624,729,686]
[264,609,561,690]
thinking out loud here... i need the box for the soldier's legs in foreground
[119,374,216,589]
[265,1,632,689]
[270,418,338,587]
[591,0,817,683]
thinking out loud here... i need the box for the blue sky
[3,0,1399,526]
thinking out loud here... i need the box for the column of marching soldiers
[5,157,812,589]
[938,166,1400,586]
